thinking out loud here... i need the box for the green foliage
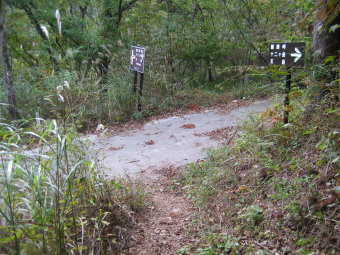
[0,120,146,254]
[192,234,240,255]
[1,0,317,123]
[238,205,263,225]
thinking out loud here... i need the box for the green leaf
[329,24,340,33]
[324,55,335,64]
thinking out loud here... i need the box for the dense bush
[0,120,147,254]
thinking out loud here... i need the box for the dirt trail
[125,168,199,255]
[88,98,278,254]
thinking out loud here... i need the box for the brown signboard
[130,46,145,73]
[269,42,305,67]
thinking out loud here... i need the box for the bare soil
[125,166,199,255]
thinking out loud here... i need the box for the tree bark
[117,0,123,26]
[206,58,213,82]
[312,0,340,61]
[0,0,19,120]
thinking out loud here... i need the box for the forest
[0,0,339,254]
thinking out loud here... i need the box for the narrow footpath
[88,98,277,254]
[126,168,199,254]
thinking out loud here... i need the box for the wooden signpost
[268,42,305,124]
[130,46,145,112]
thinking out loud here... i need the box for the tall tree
[312,0,340,61]
[0,0,18,120]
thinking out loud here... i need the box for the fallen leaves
[107,146,124,151]
[236,185,250,193]
[194,142,202,147]
[195,127,236,141]
[181,123,196,129]
[187,104,201,111]
[128,169,198,255]
[145,140,155,145]
[158,217,174,225]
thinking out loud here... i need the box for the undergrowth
[177,84,339,254]
[0,120,147,254]
[0,66,277,130]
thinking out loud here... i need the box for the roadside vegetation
[0,120,147,254]
[176,64,339,254]
[1,0,317,127]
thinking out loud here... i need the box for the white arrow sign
[290,47,302,62]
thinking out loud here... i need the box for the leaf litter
[125,166,200,255]
[181,123,196,129]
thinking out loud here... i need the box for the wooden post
[133,71,138,93]
[138,73,144,112]
[284,68,291,124]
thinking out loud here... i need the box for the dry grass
[176,94,339,254]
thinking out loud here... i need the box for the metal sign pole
[284,68,292,124]
[138,73,144,112]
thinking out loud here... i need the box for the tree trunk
[0,0,19,120]
[312,0,340,61]
[206,58,213,82]
[117,0,123,26]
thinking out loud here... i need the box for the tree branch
[23,4,59,72]
[224,4,267,65]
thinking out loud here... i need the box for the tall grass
[1,61,280,129]
[0,120,145,254]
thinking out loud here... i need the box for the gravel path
[87,98,276,178]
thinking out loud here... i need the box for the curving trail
[88,98,277,254]
[88,99,276,178]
